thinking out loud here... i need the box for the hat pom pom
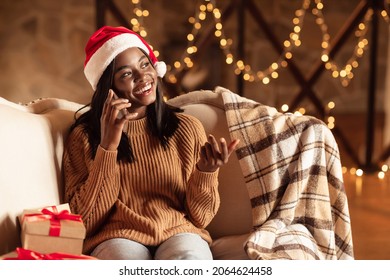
[154,61,167,78]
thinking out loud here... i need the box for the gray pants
[91,233,213,260]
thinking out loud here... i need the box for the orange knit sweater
[63,113,220,254]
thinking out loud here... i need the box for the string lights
[318,4,372,88]
[128,0,389,179]
[383,0,390,22]
[343,164,390,181]
[129,0,161,59]
[163,0,375,88]
[128,0,385,89]
[166,0,309,85]
[382,9,390,32]
[156,0,372,135]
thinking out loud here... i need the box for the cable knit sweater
[63,113,220,254]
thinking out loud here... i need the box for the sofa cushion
[210,233,250,260]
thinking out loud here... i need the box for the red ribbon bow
[23,206,82,236]
[3,247,95,260]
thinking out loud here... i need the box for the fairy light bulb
[356,169,364,177]
[281,104,289,112]
[378,171,385,179]
[298,107,306,115]
[271,71,279,79]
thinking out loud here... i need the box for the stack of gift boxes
[1,203,94,260]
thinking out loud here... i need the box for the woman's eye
[121,72,132,78]
[141,61,150,68]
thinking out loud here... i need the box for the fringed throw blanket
[217,87,354,260]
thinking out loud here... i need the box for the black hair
[70,49,183,163]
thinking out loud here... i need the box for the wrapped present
[1,247,96,260]
[20,203,86,255]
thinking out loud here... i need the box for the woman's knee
[155,233,213,260]
[91,238,152,260]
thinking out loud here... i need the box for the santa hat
[84,26,167,90]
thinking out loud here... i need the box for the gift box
[1,247,96,260]
[19,203,86,255]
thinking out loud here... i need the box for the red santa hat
[84,26,167,90]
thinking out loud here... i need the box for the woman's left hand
[197,134,240,173]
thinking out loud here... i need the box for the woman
[63,26,239,260]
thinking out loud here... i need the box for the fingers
[227,139,240,153]
[101,89,113,120]
[207,135,220,160]
[103,89,132,121]
[200,146,208,162]
[220,138,229,163]
[218,137,239,163]
[197,135,240,172]
[205,135,239,164]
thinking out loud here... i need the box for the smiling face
[112,47,158,118]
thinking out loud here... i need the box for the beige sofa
[0,89,253,259]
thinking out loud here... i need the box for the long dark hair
[71,49,183,163]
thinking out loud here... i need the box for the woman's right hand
[100,89,138,151]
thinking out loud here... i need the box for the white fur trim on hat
[154,61,167,78]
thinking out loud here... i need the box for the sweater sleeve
[62,126,120,236]
[180,115,221,228]
[186,168,220,228]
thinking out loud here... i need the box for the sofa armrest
[0,97,85,255]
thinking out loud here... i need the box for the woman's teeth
[134,83,152,95]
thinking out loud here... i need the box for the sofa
[0,87,252,260]
[0,86,354,260]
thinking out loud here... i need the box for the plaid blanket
[217,87,354,260]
